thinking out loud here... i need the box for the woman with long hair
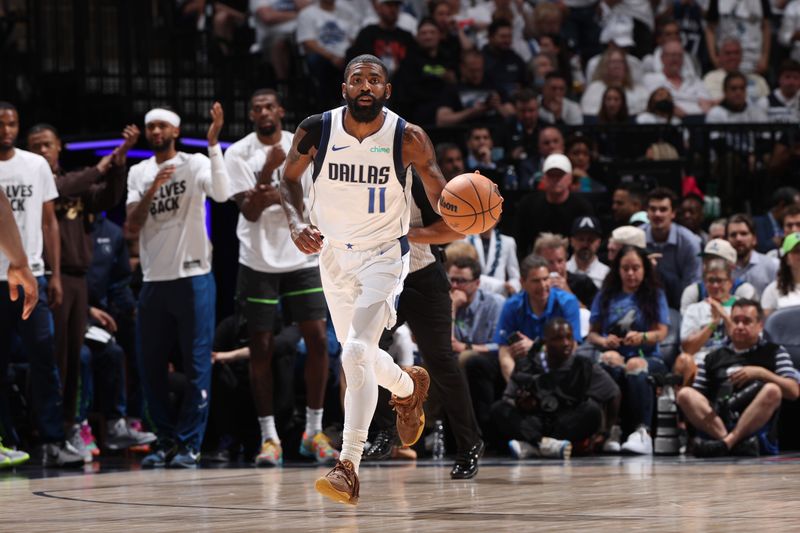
[597,86,630,124]
[586,245,670,455]
[762,233,800,314]
[581,49,648,115]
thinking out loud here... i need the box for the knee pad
[341,341,368,391]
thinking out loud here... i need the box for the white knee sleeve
[342,340,369,391]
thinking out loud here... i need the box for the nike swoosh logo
[331,145,349,151]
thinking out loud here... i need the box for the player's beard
[256,124,277,136]
[345,93,386,123]
[149,139,175,153]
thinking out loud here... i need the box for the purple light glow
[95,149,154,159]
[181,138,232,149]
[66,140,124,150]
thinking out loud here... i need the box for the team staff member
[127,104,230,468]
[225,89,333,466]
[0,101,84,467]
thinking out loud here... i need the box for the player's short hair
[544,317,572,339]
[647,187,678,209]
[727,213,755,235]
[0,101,18,114]
[250,88,281,106]
[533,232,568,255]
[27,123,60,139]
[344,55,389,81]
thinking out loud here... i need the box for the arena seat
[764,306,800,450]
[659,308,682,368]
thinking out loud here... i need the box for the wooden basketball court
[3,455,799,531]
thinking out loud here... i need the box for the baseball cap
[542,154,572,175]
[629,211,649,226]
[571,216,603,237]
[781,232,800,255]
[699,238,737,265]
[610,225,646,249]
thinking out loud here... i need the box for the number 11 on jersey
[368,186,386,214]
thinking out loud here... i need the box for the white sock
[374,348,414,397]
[258,416,279,444]
[305,407,324,436]
[339,427,368,474]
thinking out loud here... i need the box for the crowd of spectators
[2,0,800,469]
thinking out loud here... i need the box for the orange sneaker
[389,366,430,447]
[315,459,360,505]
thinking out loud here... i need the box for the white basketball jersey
[309,106,411,245]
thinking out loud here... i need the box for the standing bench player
[280,54,450,505]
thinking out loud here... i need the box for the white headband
[144,108,181,127]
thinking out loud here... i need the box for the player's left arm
[41,200,62,308]
[402,123,447,215]
[280,126,323,254]
[407,219,463,244]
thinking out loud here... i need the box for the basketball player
[280,54,447,505]
[0,189,37,319]
[127,103,230,468]
[225,89,334,466]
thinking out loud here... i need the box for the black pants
[374,262,480,452]
[52,273,88,424]
[491,399,603,446]
[463,353,506,441]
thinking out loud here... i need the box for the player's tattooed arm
[403,123,447,215]
[280,127,323,254]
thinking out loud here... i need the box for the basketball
[438,172,503,235]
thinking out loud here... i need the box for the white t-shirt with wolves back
[0,149,58,280]
[225,131,318,273]
[127,151,215,282]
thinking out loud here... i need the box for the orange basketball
[438,172,504,235]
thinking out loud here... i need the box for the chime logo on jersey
[3,183,34,211]
[327,163,390,184]
[150,179,187,215]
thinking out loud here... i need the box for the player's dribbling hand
[207,102,224,146]
[7,263,37,320]
[291,223,323,254]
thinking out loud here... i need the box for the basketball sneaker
[141,440,177,468]
[299,432,339,464]
[621,426,653,455]
[41,441,85,467]
[255,439,283,467]
[0,438,29,467]
[67,424,93,463]
[363,428,396,461]
[602,425,623,453]
[106,418,157,450]
[80,421,100,457]
[0,453,10,469]
[508,439,537,459]
[389,366,430,447]
[538,437,572,459]
[169,446,200,468]
[315,459,360,505]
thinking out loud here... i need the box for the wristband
[707,322,717,332]
[642,331,648,345]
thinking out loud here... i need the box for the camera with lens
[511,370,560,413]
[716,380,764,427]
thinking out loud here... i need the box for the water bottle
[504,165,518,191]
[653,379,680,455]
[432,419,445,460]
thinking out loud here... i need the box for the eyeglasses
[705,277,730,285]
[449,277,476,285]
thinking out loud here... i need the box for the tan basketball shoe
[315,459,360,505]
[390,366,430,447]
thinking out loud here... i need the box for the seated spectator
[705,72,768,131]
[702,39,769,105]
[727,213,780,297]
[444,240,506,296]
[586,245,670,454]
[464,254,581,438]
[596,86,631,124]
[481,19,528,98]
[641,19,700,81]
[296,0,356,110]
[705,0,771,76]
[780,2,800,63]
[358,0,418,34]
[503,89,541,187]
[429,0,473,62]
[581,48,648,115]
[761,233,800,314]
[436,142,465,181]
[643,40,713,116]
[565,134,605,193]
[754,187,800,254]
[464,226,521,296]
[517,126,566,190]
[449,257,505,363]
[709,217,727,241]
[534,232,598,309]
[538,34,585,95]
[532,52,558,90]
[767,204,800,259]
[611,183,645,229]
[607,225,646,263]
[585,41,644,86]
[679,238,757,313]
[538,72,583,126]
[674,258,738,385]
[251,0,312,82]
[435,49,514,127]
[636,87,681,125]
[491,318,619,458]
[677,193,709,246]
[568,216,610,290]
[677,299,800,457]
[514,154,594,258]
[644,187,703,309]
[467,0,536,64]
[403,17,458,124]
[464,125,503,182]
